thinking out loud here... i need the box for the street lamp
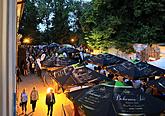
[23,37,31,44]
[71,38,75,43]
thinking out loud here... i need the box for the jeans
[47,102,54,116]
[31,100,37,112]
[22,101,27,113]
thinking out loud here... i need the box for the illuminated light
[71,39,74,42]
[23,37,31,44]
[155,76,160,80]
[47,87,53,93]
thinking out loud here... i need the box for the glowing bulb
[47,87,53,93]
[23,38,31,44]
[71,39,74,42]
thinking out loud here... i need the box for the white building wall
[0,0,16,116]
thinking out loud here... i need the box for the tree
[50,0,70,44]
[79,0,165,52]
[34,0,55,43]
[19,0,41,44]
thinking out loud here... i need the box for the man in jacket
[46,88,55,116]
[30,87,39,112]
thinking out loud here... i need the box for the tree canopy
[80,0,165,52]
[19,0,165,52]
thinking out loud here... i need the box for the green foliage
[19,0,165,51]
[19,0,41,44]
[19,0,85,44]
[79,0,165,53]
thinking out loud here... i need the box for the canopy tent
[107,61,165,80]
[87,53,127,67]
[68,84,165,116]
[50,66,110,90]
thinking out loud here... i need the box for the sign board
[112,88,145,115]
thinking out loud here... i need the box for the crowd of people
[17,44,88,115]
[16,44,88,83]
[20,87,39,115]
[20,87,55,116]
[93,65,164,98]
[17,44,164,116]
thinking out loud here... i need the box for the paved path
[17,73,74,116]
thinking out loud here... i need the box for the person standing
[23,62,28,76]
[30,87,39,112]
[20,88,28,115]
[31,62,35,74]
[46,88,55,116]
[16,66,22,83]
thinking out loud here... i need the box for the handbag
[19,102,22,107]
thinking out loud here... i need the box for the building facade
[0,0,16,116]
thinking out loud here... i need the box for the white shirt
[63,52,67,57]
[50,93,53,102]
[41,54,46,61]
[21,93,28,102]
[36,58,41,69]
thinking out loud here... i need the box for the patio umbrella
[68,84,165,116]
[148,58,165,70]
[87,53,126,66]
[147,77,165,92]
[136,62,165,77]
[57,47,79,54]
[48,43,59,48]
[68,87,91,101]
[51,67,110,90]
[107,61,141,79]
[42,56,78,67]
[112,86,165,116]
[107,61,165,80]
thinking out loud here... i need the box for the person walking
[31,62,35,74]
[23,62,28,76]
[16,66,22,83]
[30,87,39,112]
[46,88,55,116]
[20,88,28,115]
